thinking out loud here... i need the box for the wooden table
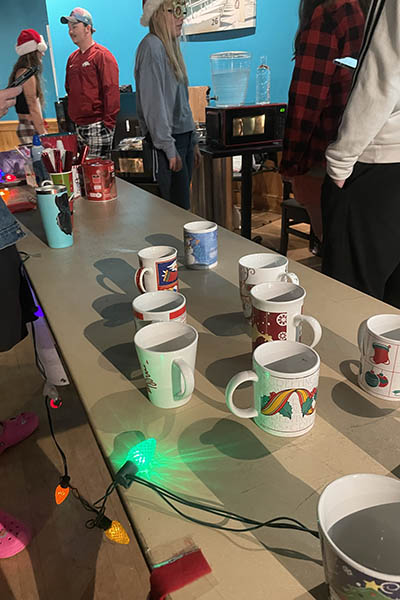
[18,178,400,599]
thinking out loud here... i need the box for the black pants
[0,244,37,352]
[322,162,400,308]
[155,132,194,210]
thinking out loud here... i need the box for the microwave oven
[205,103,287,149]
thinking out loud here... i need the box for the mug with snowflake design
[225,340,320,436]
[250,281,322,351]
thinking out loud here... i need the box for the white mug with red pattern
[132,291,186,331]
[238,253,299,320]
[250,282,322,351]
[358,314,400,400]
[135,246,179,293]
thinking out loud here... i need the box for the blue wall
[0,0,57,121]
[2,1,298,120]
[46,0,298,109]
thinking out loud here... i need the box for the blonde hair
[149,1,188,83]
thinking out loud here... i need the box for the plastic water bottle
[31,134,49,186]
[256,56,271,104]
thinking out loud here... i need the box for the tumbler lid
[36,184,67,194]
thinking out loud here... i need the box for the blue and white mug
[36,184,73,249]
[184,221,218,269]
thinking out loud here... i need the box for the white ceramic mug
[132,291,186,331]
[250,281,322,351]
[184,221,218,269]
[358,314,400,400]
[225,340,320,437]
[134,246,178,293]
[318,474,400,600]
[134,321,198,409]
[238,253,299,320]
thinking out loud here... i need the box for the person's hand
[169,155,183,172]
[332,179,346,188]
[194,144,202,169]
[0,86,22,118]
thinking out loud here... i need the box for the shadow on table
[84,256,400,484]
[177,417,324,591]
[83,254,251,392]
[313,374,398,474]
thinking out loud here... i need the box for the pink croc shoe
[0,412,39,455]
[0,510,31,558]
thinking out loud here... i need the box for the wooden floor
[0,335,150,600]
[246,208,322,272]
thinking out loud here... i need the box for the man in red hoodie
[61,7,120,158]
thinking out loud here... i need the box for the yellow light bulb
[105,520,130,545]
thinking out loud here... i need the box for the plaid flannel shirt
[280,0,365,178]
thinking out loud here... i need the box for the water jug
[210,51,251,107]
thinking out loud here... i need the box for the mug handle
[41,180,53,186]
[294,315,322,348]
[357,319,368,354]
[134,267,151,293]
[280,272,299,285]
[173,358,195,401]
[225,370,259,418]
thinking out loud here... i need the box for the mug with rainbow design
[225,340,320,437]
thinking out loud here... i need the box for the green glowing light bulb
[126,438,156,473]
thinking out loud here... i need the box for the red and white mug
[132,291,186,331]
[135,246,179,293]
[250,281,322,351]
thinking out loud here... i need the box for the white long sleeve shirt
[326,0,400,180]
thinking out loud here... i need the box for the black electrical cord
[32,316,319,540]
[131,475,319,539]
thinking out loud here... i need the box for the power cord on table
[31,304,319,542]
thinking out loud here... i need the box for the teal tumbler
[36,184,73,249]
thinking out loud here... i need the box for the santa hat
[16,29,47,56]
[141,0,166,26]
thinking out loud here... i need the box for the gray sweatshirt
[134,33,196,160]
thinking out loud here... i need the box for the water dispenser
[210,51,251,107]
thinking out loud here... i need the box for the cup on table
[250,281,322,350]
[134,321,198,409]
[318,474,400,599]
[132,291,186,331]
[358,314,400,400]
[225,340,320,437]
[184,220,218,269]
[42,172,74,220]
[135,246,178,293]
[238,253,299,320]
[35,184,73,249]
[43,171,73,196]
